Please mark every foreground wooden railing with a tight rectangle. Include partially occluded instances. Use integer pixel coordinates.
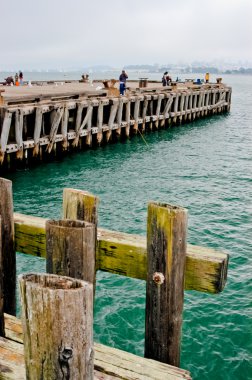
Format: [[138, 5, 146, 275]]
[[14, 212, 228, 294], [0, 179, 228, 377]]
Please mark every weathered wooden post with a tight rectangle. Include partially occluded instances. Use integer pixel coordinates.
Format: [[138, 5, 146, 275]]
[[19, 273, 93, 380], [62, 187, 99, 274], [46, 220, 95, 285], [63, 188, 98, 226], [0, 217, 4, 336], [145, 202, 188, 367], [0, 178, 15, 316]]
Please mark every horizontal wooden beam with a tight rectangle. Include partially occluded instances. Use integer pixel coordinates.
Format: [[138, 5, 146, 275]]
[[3, 314, 191, 380], [14, 213, 228, 294]]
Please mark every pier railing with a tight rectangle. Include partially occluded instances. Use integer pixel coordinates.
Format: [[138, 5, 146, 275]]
[[0, 82, 232, 171], [0, 178, 228, 377]]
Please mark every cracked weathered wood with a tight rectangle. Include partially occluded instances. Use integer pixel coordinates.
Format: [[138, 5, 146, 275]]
[[3, 313, 192, 379], [46, 219, 96, 285], [145, 202, 187, 367], [13, 212, 228, 294], [19, 273, 94, 380], [0, 178, 15, 316], [0, 217, 4, 336]]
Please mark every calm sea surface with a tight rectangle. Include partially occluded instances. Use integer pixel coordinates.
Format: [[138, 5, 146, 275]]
[[4, 73, 252, 379]]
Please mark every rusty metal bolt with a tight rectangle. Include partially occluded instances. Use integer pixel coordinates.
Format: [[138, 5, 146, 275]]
[[153, 272, 165, 285]]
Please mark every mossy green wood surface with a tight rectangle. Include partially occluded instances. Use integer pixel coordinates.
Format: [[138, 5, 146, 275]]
[[145, 203, 187, 366], [2, 314, 192, 380], [14, 213, 228, 294]]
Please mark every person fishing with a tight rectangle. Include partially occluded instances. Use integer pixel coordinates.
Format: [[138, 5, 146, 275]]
[[119, 70, 128, 95]]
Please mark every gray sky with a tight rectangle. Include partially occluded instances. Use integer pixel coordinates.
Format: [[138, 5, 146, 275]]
[[1, 0, 252, 69]]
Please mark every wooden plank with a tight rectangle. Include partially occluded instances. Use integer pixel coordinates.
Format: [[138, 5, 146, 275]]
[[0, 336, 25, 380], [3, 314, 192, 380], [0, 336, 118, 380], [13, 213, 228, 294]]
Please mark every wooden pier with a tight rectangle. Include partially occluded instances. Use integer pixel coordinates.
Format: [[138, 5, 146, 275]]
[[0, 80, 232, 172], [0, 179, 229, 379]]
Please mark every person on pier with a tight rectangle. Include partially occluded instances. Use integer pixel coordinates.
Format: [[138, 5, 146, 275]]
[[162, 71, 171, 86], [15, 73, 19, 86], [19, 71, 23, 85], [205, 72, 210, 83], [119, 70, 128, 95], [162, 71, 168, 86]]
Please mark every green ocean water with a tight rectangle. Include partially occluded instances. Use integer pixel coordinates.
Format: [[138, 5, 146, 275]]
[[4, 74, 252, 379]]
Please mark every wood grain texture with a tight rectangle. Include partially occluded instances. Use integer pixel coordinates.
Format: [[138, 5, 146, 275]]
[[46, 219, 96, 285], [2, 314, 192, 380], [0, 179, 15, 315], [145, 202, 187, 366], [0, 218, 4, 336], [14, 213, 228, 293], [19, 273, 93, 380]]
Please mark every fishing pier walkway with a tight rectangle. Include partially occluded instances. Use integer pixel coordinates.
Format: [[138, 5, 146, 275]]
[[0, 179, 229, 379], [0, 80, 232, 172]]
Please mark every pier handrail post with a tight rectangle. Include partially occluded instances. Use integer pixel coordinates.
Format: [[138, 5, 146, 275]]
[[46, 220, 96, 286], [0, 217, 4, 336], [19, 273, 94, 380], [145, 202, 188, 367], [0, 178, 16, 316]]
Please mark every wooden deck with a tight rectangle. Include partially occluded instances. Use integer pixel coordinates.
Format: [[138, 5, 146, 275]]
[[0, 314, 191, 380]]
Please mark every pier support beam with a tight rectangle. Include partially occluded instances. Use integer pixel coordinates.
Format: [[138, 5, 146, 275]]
[[145, 202, 187, 367], [0, 112, 12, 164], [19, 273, 94, 380]]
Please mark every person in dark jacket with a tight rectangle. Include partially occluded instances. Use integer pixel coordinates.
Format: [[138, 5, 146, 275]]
[[162, 71, 168, 86], [19, 71, 23, 85], [119, 70, 128, 95]]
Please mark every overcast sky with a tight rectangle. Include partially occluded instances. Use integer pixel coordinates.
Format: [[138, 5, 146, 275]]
[[1, 0, 252, 69]]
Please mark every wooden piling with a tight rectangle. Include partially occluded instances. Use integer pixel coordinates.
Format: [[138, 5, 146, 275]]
[[0, 217, 4, 336], [15, 109, 24, 159], [145, 202, 188, 367], [62, 188, 99, 274], [19, 273, 94, 380], [62, 188, 98, 226], [0, 112, 12, 164], [0, 178, 15, 316], [46, 219, 96, 285]]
